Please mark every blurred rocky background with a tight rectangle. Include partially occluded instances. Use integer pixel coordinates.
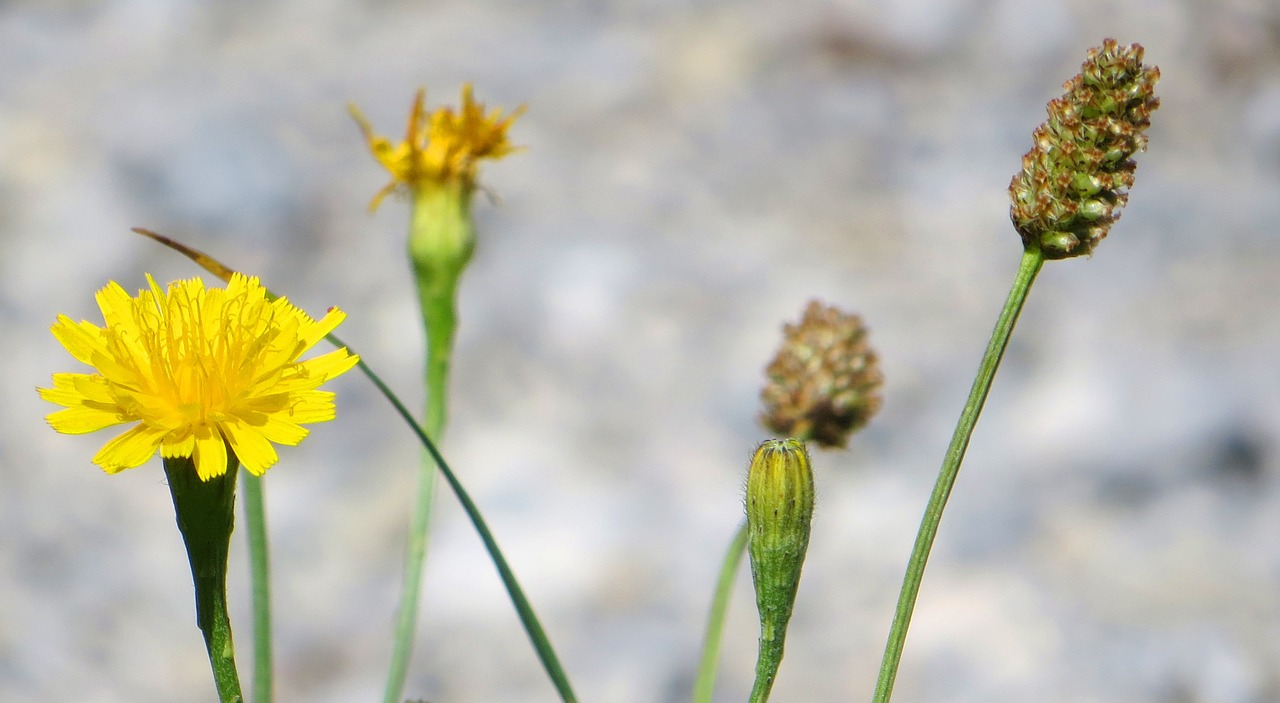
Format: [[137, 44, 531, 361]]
[[3, 1, 1280, 702]]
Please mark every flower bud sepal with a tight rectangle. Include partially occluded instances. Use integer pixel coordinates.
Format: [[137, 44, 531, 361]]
[[407, 180, 476, 440], [163, 451, 244, 703], [408, 179, 476, 291]]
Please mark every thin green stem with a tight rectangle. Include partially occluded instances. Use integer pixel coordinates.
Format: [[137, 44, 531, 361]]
[[382, 455, 439, 703], [692, 520, 750, 703], [381, 346, 446, 703], [381, 344, 445, 703], [383, 185, 469, 703], [748, 635, 783, 703], [241, 472, 273, 703], [871, 247, 1045, 703], [344, 347, 579, 702]]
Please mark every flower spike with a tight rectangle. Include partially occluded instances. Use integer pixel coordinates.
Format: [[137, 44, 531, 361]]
[[761, 300, 884, 448], [1009, 39, 1160, 259]]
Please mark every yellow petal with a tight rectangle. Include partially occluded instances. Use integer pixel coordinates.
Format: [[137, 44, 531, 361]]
[[46, 405, 129, 434], [299, 347, 360, 381], [192, 426, 229, 481], [161, 430, 196, 458], [280, 390, 338, 424], [50, 316, 107, 366], [262, 421, 309, 446], [297, 308, 348, 352], [234, 410, 309, 446], [222, 419, 279, 476], [69, 374, 117, 404], [38, 373, 88, 407], [93, 424, 166, 473], [94, 281, 135, 327]]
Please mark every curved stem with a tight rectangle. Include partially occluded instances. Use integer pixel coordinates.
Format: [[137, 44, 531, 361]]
[[381, 326, 448, 703], [351, 351, 579, 702], [241, 472, 273, 703], [871, 247, 1045, 703], [382, 456, 439, 703], [692, 520, 749, 703]]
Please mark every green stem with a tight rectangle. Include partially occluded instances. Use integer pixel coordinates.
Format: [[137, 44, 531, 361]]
[[163, 455, 245, 703], [380, 313, 449, 703], [347, 349, 579, 702], [382, 466, 439, 703], [692, 520, 749, 703], [748, 634, 784, 703], [382, 185, 469, 703], [241, 472, 273, 703], [871, 247, 1044, 703]]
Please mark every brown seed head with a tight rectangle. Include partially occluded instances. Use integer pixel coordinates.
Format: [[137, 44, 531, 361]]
[[1009, 39, 1160, 259], [760, 300, 883, 449]]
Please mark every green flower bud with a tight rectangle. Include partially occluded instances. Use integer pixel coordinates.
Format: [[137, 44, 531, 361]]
[[1009, 39, 1160, 259], [746, 438, 815, 702], [409, 178, 476, 288]]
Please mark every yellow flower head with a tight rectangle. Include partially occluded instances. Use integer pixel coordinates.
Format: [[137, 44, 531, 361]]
[[39, 274, 360, 481], [350, 84, 524, 211]]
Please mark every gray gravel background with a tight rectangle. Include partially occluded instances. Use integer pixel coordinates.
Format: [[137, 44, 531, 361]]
[[4, 1, 1280, 702]]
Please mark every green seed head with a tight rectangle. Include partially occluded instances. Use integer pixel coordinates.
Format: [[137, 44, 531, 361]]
[[1009, 39, 1160, 259]]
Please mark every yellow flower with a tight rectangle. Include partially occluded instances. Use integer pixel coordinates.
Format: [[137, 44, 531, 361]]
[[39, 274, 360, 480], [349, 84, 524, 211]]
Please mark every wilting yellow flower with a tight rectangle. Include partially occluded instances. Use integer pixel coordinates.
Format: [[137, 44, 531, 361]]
[[350, 84, 524, 211], [39, 274, 360, 480]]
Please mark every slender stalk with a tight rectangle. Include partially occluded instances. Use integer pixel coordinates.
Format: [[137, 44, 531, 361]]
[[381, 387, 445, 703], [748, 636, 784, 703], [241, 472, 273, 703], [350, 350, 579, 702], [382, 467, 439, 703], [692, 520, 750, 703], [871, 247, 1045, 703], [382, 188, 466, 703]]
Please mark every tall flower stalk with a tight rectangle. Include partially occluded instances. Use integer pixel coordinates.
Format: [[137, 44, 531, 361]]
[[240, 472, 273, 703], [872, 39, 1160, 703], [39, 274, 360, 702], [350, 86, 523, 703]]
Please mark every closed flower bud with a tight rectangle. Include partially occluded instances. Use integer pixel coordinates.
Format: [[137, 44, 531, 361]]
[[1009, 39, 1160, 259], [746, 438, 815, 700], [761, 300, 883, 449]]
